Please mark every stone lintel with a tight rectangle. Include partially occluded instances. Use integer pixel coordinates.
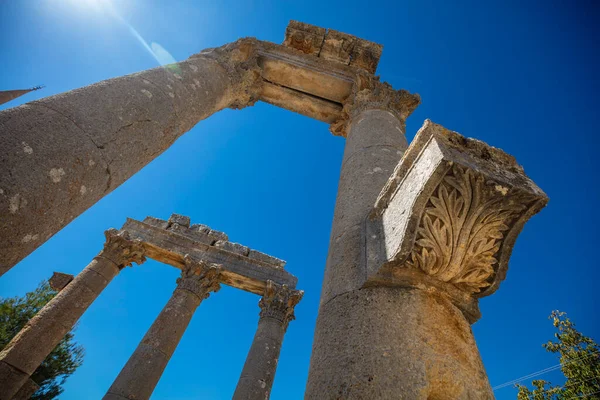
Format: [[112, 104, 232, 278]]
[[48, 272, 74, 291], [123, 218, 296, 294], [283, 21, 383, 74], [365, 120, 548, 322]]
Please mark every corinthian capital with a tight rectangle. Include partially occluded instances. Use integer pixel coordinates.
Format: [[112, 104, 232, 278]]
[[366, 120, 548, 322], [259, 280, 303, 330], [99, 229, 146, 269], [330, 75, 421, 137], [176, 255, 222, 300]]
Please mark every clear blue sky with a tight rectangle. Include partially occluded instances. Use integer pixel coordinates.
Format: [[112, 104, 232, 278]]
[[1, 1, 599, 399]]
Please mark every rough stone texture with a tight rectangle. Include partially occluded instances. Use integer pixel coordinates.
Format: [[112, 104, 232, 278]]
[[0, 38, 262, 275], [233, 281, 302, 400], [48, 272, 74, 291], [366, 120, 549, 321], [167, 213, 190, 228], [330, 76, 421, 137], [121, 217, 296, 294], [104, 257, 221, 400], [214, 240, 250, 256], [0, 230, 145, 400], [306, 287, 493, 399], [283, 21, 383, 74], [307, 91, 419, 397], [319, 108, 413, 306], [11, 378, 39, 400]]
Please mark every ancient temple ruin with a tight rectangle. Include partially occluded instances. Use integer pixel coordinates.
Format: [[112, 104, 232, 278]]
[[0, 21, 547, 399]]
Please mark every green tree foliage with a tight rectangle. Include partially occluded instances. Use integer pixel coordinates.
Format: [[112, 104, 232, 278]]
[[0, 281, 84, 400], [516, 311, 600, 399]]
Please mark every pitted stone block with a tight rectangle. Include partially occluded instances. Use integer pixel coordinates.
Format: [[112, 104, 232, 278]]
[[214, 240, 250, 256], [190, 223, 210, 234], [283, 21, 326, 56], [207, 229, 228, 242], [168, 214, 191, 228], [143, 216, 169, 229], [366, 120, 548, 320], [248, 250, 286, 269]]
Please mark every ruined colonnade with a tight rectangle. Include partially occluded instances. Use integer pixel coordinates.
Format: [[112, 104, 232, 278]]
[[0, 215, 302, 400], [0, 21, 547, 399]]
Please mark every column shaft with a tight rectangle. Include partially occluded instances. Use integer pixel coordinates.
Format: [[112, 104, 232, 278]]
[[307, 104, 493, 397], [0, 39, 260, 275], [0, 230, 143, 400], [233, 317, 285, 400], [233, 281, 302, 400], [320, 109, 408, 305], [308, 287, 493, 398], [104, 256, 220, 400]]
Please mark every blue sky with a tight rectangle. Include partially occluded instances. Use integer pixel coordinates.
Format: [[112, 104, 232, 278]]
[[1, 1, 599, 399]]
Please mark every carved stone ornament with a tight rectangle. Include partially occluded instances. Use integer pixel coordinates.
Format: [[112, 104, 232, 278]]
[[330, 74, 420, 137], [194, 38, 262, 110], [259, 280, 303, 330], [365, 120, 548, 322], [98, 229, 146, 269], [176, 255, 222, 300]]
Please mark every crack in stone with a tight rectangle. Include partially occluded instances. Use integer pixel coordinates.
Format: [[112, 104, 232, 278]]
[[340, 144, 406, 171], [31, 103, 113, 193], [139, 76, 182, 134]]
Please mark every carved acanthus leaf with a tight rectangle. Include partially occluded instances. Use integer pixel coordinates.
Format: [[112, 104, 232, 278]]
[[407, 165, 532, 294], [259, 280, 303, 330], [176, 255, 222, 300], [99, 229, 146, 269]]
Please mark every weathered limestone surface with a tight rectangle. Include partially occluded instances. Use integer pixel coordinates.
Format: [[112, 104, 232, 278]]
[[11, 378, 39, 400], [308, 118, 548, 398], [122, 214, 297, 293], [48, 271, 74, 291], [0, 39, 261, 274], [318, 80, 420, 306], [366, 120, 549, 321], [307, 287, 493, 399], [104, 256, 221, 400], [0, 230, 145, 400], [233, 281, 302, 400]]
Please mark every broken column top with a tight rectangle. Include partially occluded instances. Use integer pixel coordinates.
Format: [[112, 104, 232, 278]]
[[366, 120, 548, 322], [283, 20, 383, 74], [121, 214, 296, 295], [48, 272, 74, 291]]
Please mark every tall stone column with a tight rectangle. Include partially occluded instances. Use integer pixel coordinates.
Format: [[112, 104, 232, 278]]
[[0, 229, 145, 400], [306, 79, 428, 398], [104, 255, 221, 400], [233, 281, 303, 400], [307, 114, 548, 397], [0, 38, 262, 275]]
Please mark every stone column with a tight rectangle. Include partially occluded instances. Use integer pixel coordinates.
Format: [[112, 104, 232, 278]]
[[307, 114, 548, 397], [305, 80, 424, 398], [233, 281, 303, 400], [104, 256, 221, 400], [0, 38, 262, 275], [0, 229, 145, 400]]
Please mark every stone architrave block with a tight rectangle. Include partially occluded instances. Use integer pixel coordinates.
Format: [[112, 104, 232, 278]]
[[248, 250, 286, 269], [120, 217, 295, 295], [168, 214, 191, 228], [283, 21, 326, 56], [365, 120, 548, 320], [214, 240, 250, 257]]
